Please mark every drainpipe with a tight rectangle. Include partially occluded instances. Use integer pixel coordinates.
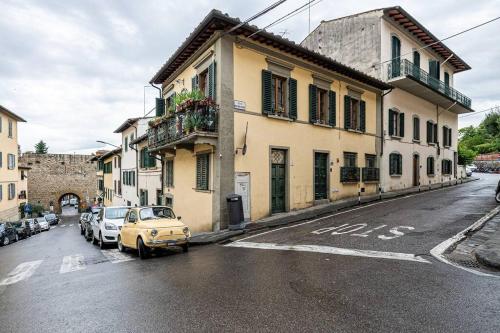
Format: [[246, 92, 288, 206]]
[[379, 88, 393, 194], [150, 82, 163, 204], [150, 83, 162, 98]]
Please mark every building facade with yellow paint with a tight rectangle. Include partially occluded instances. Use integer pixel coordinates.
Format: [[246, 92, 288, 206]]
[[146, 11, 390, 233], [100, 148, 121, 207], [0, 105, 26, 221]]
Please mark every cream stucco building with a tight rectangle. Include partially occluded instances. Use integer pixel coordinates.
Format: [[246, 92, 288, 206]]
[[302, 6, 473, 192], [0, 105, 26, 221], [146, 10, 390, 233]]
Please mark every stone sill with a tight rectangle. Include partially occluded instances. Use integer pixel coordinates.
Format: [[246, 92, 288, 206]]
[[267, 114, 294, 122]]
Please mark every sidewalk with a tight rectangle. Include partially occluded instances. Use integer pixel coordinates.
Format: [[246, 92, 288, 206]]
[[190, 177, 477, 245], [474, 214, 500, 269]]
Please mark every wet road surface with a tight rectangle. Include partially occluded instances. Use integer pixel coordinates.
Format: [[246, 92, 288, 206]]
[[1, 174, 500, 332]]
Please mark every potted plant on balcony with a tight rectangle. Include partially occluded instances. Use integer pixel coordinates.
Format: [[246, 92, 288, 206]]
[[191, 112, 203, 132], [183, 114, 193, 134]]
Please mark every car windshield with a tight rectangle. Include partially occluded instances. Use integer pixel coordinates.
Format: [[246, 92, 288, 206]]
[[36, 218, 45, 223], [13, 222, 22, 227], [139, 207, 175, 221], [46, 214, 56, 220], [105, 208, 129, 220], [0, 224, 4, 230]]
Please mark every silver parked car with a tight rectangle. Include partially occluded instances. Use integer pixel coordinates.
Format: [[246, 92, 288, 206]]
[[36, 217, 50, 231]]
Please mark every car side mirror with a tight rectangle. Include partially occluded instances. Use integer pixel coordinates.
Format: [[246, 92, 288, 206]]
[[177, 216, 182, 220]]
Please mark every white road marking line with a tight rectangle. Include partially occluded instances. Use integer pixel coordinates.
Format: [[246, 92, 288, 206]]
[[60, 225, 66, 228], [238, 187, 456, 243], [69, 224, 73, 227], [430, 205, 500, 278], [59, 255, 85, 274], [51, 226, 57, 229], [100, 249, 134, 263], [0, 260, 43, 286], [226, 242, 430, 263]]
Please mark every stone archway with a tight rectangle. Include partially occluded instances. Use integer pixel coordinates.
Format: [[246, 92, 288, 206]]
[[55, 191, 85, 214]]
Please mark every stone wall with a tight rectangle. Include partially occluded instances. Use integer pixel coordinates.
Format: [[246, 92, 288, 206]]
[[20, 153, 97, 213]]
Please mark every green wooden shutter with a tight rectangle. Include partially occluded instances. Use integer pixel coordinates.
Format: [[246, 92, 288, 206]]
[[389, 154, 394, 175], [360, 100, 366, 132], [388, 110, 395, 136], [344, 95, 351, 129], [433, 124, 438, 143], [399, 113, 404, 137], [448, 128, 452, 147], [288, 78, 297, 120], [262, 70, 273, 115], [328, 90, 336, 127], [208, 62, 216, 100], [155, 98, 165, 117], [427, 122, 432, 143], [196, 154, 209, 190], [309, 84, 317, 123]]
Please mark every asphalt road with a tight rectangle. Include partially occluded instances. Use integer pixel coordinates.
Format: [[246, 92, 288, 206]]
[[1, 174, 500, 332]]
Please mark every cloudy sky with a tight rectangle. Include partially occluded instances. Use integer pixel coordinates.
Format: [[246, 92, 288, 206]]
[[1, 0, 498, 153]]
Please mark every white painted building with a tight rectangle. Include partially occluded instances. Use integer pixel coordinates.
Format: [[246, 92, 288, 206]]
[[302, 6, 473, 192], [113, 117, 161, 207], [131, 134, 162, 206]]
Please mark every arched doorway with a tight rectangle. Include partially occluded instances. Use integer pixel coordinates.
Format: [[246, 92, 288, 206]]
[[58, 193, 82, 216]]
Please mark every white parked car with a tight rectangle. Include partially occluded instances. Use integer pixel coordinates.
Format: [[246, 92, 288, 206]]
[[69, 198, 78, 206], [91, 206, 131, 249], [36, 217, 50, 231]]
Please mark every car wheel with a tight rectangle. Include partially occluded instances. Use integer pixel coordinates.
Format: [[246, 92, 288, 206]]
[[2, 237, 8, 246], [181, 244, 189, 253], [85, 229, 91, 242], [15, 234, 19, 242], [496, 192, 500, 203], [80, 226, 84, 235], [117, 236, 126, 253], [137, 238, 150, 259], [92, 234, 98, 246], [99, 233, 105, 249]]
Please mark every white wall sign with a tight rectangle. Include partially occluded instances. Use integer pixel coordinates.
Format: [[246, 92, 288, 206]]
[[234, 100, 246, 111]]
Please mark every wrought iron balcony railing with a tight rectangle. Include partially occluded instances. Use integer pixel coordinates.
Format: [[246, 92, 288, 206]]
[[340, 167, 360, 183], [148, 106, 218, 150], [362, 167, 380, 182], [387, 59, 471, 108]]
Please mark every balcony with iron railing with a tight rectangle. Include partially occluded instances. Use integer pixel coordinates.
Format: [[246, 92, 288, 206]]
[[362, 167, 380, 182], [148, 100, 218, 152], [340, 167, 360, 183], [387, 59, 472, 113]]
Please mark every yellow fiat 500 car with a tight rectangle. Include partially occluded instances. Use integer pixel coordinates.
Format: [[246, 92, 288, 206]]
[[118, 206, 191, 259]]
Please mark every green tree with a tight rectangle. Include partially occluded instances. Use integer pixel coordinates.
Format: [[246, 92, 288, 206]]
[[34, 140, 49, 154]]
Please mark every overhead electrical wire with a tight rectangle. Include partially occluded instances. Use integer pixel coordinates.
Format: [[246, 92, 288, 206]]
[[459, 106, 500, 118], [247, 0, 324, 38], [224, 0, 288, 36]]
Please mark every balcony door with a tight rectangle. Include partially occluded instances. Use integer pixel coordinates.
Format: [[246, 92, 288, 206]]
[[391, 36, 401, 77], [314, 152, 329, 200]]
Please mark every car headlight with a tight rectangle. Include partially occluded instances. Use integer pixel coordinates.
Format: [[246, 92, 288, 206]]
[[183, 227, 189, 235], [151, 229, 158, 237], [104, 222, 117, 230]]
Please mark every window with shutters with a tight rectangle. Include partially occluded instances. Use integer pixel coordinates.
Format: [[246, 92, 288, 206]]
[[427, 156, 435, 175], [124, 137, 128, 152], [140, 189, 148, 206], [442, 159, 452, 175], [389, 153, 402, 176], [8, 183, 15, 200], [427, 121, 438, 144], [344, 95, 365, 132], [349, 98, 359, 130], [413, 116, 420, 141], [388, 109, 404, 138], [8, 120, 13, 138], [344, 152, 357, 167], [365, 154, 376, 168], [272, 74, 287, 116], [442, 126, 452, 147], [165, 160, 174, 187], [7, 153, 15, 170], [196, 153, 210, 191]]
